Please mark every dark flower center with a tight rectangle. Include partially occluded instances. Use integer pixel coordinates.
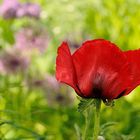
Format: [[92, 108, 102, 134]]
[[10, 59, 20, 67], [92, 86, 103, 98], [92, 72, 103, 98]]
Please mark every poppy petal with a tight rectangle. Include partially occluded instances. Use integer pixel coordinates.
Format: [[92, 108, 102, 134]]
[[72, 39, 131, 99], [56, 42, 80, 94], [124, 50, 140, 95]]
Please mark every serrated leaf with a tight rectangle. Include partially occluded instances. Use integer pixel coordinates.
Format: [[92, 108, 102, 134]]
[[77, 98, 95, 113]]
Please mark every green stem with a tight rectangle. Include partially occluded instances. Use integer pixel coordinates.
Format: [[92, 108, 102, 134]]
[[93, 99, 101, 140], [83, 107, 92, 140]]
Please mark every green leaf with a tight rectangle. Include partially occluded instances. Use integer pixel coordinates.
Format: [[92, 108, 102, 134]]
[[74, 123, 82, 140], [0, 19, 15, 44], [0, 96, 6, 110], [120, 134, 135, 140], [77, 97, 95, 113], [0, 120, 44, 139], [101, 122, 117, 135], [101, 122, 117, 130]]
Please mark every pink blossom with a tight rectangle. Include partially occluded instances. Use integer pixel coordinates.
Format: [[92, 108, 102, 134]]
[[0, 0, 20, 19], [15, 27, 48, 53], [0, 48, 29, 74], [16, 3, 40, 18]]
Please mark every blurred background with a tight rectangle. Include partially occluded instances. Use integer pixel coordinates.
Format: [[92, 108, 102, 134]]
[[0, 0, 140, 140]]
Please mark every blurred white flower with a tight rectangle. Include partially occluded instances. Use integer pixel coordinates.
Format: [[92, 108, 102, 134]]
[[98, 136, 105, 140]]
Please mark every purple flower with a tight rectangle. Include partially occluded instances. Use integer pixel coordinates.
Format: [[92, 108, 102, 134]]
[[16, 3, 41, 18], [0, 0, 41, 19], [27, 75, 59, 91], [0, 48, 29, 74], [44, 75, 74, 106], [26, 75, 74, 106], [0, 0, 20, 19], [15, 27, 48, 53]]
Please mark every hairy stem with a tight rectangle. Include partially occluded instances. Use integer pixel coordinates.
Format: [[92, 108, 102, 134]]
[[93, 99, 101, 140], [83, 107, 92, 140]]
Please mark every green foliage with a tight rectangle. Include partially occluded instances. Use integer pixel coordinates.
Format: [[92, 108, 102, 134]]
[[0, 18, 15, 45], [0, 0, 140, 140], [77, 97, 95, 113]]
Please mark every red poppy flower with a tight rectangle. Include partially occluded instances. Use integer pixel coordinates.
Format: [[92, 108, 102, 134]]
[[56, 39, 140, 100]]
